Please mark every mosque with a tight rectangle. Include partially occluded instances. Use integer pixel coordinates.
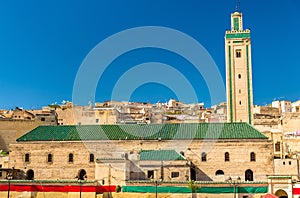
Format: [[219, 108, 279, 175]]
[[0, 8, 295, 198]]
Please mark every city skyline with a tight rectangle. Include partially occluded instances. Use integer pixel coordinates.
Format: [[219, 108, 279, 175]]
[[0, 1, 299, 109]]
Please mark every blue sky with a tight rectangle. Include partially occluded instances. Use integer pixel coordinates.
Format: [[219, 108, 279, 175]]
[[0, 1, 299, 109]]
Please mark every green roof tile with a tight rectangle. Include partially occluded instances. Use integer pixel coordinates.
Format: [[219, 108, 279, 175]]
[[16, 123, 267, 142], [140, 150, 185, 161]]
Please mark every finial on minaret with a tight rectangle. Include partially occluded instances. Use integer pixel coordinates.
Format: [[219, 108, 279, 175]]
[[235, 1, 240, 12]]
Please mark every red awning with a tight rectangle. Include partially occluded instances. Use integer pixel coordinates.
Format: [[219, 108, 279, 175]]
[[261, 194, 279, 198]]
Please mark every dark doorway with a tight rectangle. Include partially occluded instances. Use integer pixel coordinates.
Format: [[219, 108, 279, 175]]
[[26, 169, 34, 180], [78, 169, 87, 180], [245, 169, 253, 181], [190, 167, 196, 181], [147, 170, 154, 179]]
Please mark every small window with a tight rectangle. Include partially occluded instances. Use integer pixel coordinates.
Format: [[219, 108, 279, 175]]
[[95, 119, 99, 123], [68, 153, 74, 163], [275, 142, 280, 152], [47, 154, 53, 163], [41, 117, 45, 121], [201, 152, 207, 162], [147, 170, 154, 179], [225, 152, 230, 162], [171, 172, 179, 178], [25, 153, 30, 162], [289, 161, 292, 165], [180, 151, 184, 156], [239, 89, 241, 94], [215, 170, 224, 176], [236, 50, 241, 58], [283, 161, 285, 165], [238, 74, 241, 79], [89, 153, 94, 162], [0, 165, 2, 177], [250, 152, 256, 162]]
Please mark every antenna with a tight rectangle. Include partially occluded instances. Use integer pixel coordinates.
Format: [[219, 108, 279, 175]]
[[235, 1, 240, 12]]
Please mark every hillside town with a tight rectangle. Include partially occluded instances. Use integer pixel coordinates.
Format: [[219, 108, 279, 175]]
[[0, 9, 299, 198]]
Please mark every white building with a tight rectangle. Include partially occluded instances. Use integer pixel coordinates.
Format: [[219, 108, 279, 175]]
[[272, 100, 292, 114]]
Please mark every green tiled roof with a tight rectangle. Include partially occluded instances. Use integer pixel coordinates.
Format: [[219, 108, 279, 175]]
[[16, 123, 267, 142], [140, 150, 185, 161]]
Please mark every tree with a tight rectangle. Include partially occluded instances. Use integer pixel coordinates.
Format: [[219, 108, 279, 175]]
[[188, 180, 200, 198]]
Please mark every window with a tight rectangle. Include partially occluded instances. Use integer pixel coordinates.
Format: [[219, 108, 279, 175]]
[[25, 153, 30, 163], [68, 153, 74, 163], [239, 101, 242, 105], [250, 152, 256, 162], [0, 165, 2, 177], [95, 119, 99, 123], [147, 170, 154, 179], [275, 142, 280, 152], [283, 161, 285, 165], [89, 153, 94, 162], [238, 74, 241, 79], [239, 89, 241, 94], [47, 154, 53, 163], [245, 169, 253, 181], [171, 172, 179, 178], [225, 152, 230, 162], [41, 117, 45, 121], [180, 151, 184, 156], [236, 50, 241, 58], [215, 170, 224, 176], [289, 161, 292, 165], [201, 152, 207, 162]]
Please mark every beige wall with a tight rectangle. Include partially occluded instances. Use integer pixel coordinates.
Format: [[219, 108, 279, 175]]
[[274, 159, 298, 180], [281, 112, 300, 132], [0, 119, 49, 151], [9, 138, 273, 184]]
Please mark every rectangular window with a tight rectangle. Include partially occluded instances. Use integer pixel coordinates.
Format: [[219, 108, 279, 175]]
[[47, 154, 53, 163], [89, 153, 95, 162], [201, 152, 207, 162], [275, 142, 280, 152], [69, 153, 74, 163], [25, 153, 30, 162], [236, 49, 241, 58], [225, 152, 230, 162], [171, 172, 179, 178], [147, 170, 154, 179]]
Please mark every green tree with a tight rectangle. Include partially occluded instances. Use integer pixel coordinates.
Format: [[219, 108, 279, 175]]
[[188, 180, 200, 198]]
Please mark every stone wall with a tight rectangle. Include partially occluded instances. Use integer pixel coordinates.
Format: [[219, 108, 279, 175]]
[[0, 119, 48, 151], [9, 138, 274, 184]]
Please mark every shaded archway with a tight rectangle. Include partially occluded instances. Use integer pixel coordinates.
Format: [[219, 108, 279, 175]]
[[215, 170, 224, 176], [26, 169, 34, 180], [275, 189, 288, 198], [245, 169, 253, 181], [77, 169, 87, 180]]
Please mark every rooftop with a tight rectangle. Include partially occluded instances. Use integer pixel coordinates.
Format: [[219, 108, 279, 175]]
[[16, 122, 268, 142], [140, 150, 185, 161]]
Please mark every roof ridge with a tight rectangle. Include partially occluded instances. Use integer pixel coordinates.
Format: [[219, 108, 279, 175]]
[[16, 122, 268, 142]]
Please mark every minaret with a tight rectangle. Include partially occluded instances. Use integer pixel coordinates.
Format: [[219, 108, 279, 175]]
[[225, 9, 254, 124]]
